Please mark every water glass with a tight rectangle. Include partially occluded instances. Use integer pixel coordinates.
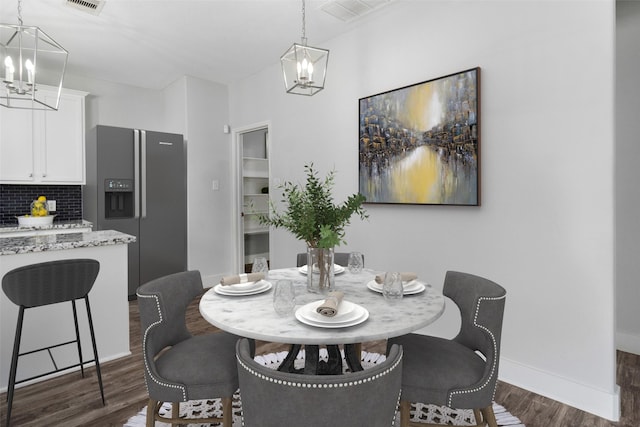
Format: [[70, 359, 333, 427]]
[[251, 257, 269, 273], [347, 252, 364, 274], [273, 280, 296, 316], [382, 272, 403, 301]]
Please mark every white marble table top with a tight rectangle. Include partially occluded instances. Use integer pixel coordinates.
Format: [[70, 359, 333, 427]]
[[199, 267, 446, 345]]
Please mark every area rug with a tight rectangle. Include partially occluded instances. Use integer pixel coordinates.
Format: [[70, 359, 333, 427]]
[[124, 350, 524, 427]]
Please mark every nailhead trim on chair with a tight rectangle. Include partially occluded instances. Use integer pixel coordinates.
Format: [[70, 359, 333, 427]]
[[237, 351, 402, 389], [137, 292, 188, 401], [447, 294, 506, 408]]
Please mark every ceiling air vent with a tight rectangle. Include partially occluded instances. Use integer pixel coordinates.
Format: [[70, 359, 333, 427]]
[[320, 0, 393, 22], [66, 0, 106, 16]]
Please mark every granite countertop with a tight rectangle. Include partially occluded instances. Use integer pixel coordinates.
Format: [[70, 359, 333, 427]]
[[1, 230, 136, 256], [0, 219, 93, 234]]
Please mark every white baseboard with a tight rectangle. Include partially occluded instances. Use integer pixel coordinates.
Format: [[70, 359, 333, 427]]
[[499, 357, 620, 421], [616, 330, 640, 355]]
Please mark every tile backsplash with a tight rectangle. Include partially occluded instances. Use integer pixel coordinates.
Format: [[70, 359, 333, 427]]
[[0, 184, 83, 225]]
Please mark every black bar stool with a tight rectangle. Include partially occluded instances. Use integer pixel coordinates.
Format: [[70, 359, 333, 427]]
[[2, 259, 105, 426]]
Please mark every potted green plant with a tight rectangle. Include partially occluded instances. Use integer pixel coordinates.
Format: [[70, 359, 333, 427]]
[[258, 163, 368, 293]]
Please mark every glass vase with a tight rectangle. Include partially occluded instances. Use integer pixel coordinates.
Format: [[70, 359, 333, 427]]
[[307, 246, 335, 294]]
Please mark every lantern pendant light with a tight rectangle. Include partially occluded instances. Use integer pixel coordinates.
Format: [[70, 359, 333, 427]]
[[0, 0, 68, 110], [280, 0, 329, 96]]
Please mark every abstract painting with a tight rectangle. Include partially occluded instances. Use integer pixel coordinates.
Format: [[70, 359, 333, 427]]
[[359, 68, 480, 205]]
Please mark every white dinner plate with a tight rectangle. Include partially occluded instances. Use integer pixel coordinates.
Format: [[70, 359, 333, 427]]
[[295, 299, 368, 326], [214, 280, 272, 296], [366, 280, 426, 295], [295, 304, 369, 328], [298, 264, 345, 275], [297, 299, 360, 323]]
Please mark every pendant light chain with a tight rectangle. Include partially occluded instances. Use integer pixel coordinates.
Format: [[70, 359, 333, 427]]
[[17, 0, 23, 26], [301, 0, 307, 46]]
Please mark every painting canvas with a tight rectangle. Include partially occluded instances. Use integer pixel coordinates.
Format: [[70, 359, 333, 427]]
[[359, 68, 480, 205]]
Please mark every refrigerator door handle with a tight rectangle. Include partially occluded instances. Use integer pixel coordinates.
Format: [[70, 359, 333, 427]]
[[140, 130, 147, 219], [134, 129, 140, 219], [141, 130, 147, 219]]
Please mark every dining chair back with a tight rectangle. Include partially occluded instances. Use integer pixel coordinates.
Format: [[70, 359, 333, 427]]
[[137, 270, 239, 427], [236, 337, 402, 427], [2, 258, 104, 427], [296, 252, 364, 267], [388, 270, 506, 427]]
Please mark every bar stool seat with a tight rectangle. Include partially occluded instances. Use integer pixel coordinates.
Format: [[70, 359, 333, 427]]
[[2, 258, 105, 426]]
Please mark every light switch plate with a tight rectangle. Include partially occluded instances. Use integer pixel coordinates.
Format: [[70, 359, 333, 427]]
[[47, 200, 56, 211]]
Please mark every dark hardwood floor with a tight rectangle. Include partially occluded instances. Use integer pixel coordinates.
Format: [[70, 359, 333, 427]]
[[0, 296, 637, 427]]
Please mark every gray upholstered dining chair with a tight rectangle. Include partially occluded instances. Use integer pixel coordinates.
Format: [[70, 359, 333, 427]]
[[387, 271, 506, 427], [137, 270, 239, 427], [236, 337, 403, 427], [296, 251, 364, 267]]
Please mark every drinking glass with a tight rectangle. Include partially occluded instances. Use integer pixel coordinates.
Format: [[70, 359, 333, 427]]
[[251, 257, 268, 273], [273, 280, 296, 316], [382, 272, 403, 301], [347, 252, 364, 274]]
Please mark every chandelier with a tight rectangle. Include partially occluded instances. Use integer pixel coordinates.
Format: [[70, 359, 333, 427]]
[[280, 0, 329, 96], [0, 0, 68, 110]]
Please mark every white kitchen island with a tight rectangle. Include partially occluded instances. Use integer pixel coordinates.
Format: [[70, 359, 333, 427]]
[[0, 229, 135, 391]]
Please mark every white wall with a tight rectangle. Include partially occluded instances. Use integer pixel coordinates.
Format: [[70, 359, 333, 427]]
[[615, 0, 640, 355], [63, 74, 167, 132], [183, 76, 233, 286], [230, 0, 618, 420]]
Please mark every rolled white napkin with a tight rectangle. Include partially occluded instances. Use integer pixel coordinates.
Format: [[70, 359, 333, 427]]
[[374, 272, 418, 284], [316, 291, 345, 317], [220, 273, 265, 286]]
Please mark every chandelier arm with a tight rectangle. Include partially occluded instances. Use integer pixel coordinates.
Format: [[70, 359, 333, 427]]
[[5, 29, 19, 46]]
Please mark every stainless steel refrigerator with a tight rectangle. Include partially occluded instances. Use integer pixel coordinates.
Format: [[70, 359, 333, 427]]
[[84, 125, 187, 298]]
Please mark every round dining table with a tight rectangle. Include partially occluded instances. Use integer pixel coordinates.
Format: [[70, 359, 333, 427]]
[[200, 267, 445, 373]]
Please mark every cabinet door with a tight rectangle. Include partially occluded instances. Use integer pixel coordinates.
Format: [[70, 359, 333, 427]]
[[39, 92, 85, 183], [0, 107, 35, 182]]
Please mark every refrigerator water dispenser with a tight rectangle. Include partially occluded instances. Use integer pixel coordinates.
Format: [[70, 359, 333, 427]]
[[104, 179, 134, 218]]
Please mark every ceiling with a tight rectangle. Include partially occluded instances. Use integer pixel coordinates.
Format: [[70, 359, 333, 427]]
[[0, 0, 399, 90]]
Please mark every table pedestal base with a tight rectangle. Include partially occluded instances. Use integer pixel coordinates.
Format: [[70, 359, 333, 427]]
[[276, 343, 364, 374]]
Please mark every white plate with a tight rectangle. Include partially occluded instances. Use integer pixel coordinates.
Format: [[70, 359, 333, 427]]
[[366, 280, 426, 295], [295, 302, 369, 328], [297, 299, 360, 323], [298, 264, 345, 275], [214, 280, 272, 296]]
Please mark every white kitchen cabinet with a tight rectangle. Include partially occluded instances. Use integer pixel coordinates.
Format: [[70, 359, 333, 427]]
[[0, 87, 88, 184]]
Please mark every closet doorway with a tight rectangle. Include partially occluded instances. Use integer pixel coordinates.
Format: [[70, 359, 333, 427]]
[[233, 122, 271, 273]]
